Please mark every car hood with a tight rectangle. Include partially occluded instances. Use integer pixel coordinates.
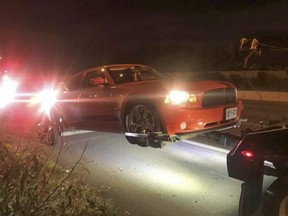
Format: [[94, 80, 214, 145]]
[[120, 79, 235, 94], [167, 79, 234, 92]]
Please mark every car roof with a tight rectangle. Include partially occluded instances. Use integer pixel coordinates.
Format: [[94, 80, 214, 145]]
[[84, 64, 151, 71], [67, 64, 153, 80]]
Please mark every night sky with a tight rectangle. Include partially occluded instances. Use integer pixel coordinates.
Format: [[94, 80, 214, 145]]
[[0, 0, 288, 77]]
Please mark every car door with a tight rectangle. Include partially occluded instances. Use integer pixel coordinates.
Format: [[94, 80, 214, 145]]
[[57, 73, 84, 126], [78, 70, 122, 132]]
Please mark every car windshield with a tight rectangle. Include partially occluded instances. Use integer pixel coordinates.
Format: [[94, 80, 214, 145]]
[[107, 66, 170, 84]]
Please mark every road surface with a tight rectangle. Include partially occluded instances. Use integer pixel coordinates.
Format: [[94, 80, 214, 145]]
[[54, 130, 275, 216]]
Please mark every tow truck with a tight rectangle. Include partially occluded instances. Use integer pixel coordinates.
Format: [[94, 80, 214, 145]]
[[227, 123, 288, 216], [227, 38, 288, 216]]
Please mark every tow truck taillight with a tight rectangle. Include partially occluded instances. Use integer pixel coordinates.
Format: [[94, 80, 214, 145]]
[[241, 150, 254, 159], [30, 88, 58, 113]]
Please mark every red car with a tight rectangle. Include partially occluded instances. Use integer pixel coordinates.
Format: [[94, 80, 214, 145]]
[[49, 64, 242, 147]]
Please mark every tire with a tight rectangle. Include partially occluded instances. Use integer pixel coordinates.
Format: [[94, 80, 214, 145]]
[[125, 103, 163, 148], [38, 112, 63, 146], [47, 124, 61, 146], [38, 123, 61, 146], [263, 177, 288, 216]]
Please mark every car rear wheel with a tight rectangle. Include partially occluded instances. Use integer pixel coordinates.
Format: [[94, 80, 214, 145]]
[[38, 122, 61, 146], [125, 104, 164, 148], [38, 111, 63, 146]]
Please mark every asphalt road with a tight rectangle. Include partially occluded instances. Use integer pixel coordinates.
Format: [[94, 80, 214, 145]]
[[57, 131, 240, 216], [55, 130, 276, 216]]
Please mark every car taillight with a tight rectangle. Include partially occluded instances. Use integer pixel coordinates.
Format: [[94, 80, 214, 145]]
[[241, 150, 254, 159], [36, 88, 58, 113]]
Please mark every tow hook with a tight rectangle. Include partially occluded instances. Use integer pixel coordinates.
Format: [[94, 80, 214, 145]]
[[125, 132, 177, 143]]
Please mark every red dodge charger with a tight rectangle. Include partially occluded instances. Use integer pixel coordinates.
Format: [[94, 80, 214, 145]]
[[48, 64, 242, 147]]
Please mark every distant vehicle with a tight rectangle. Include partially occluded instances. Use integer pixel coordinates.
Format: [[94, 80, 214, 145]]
[[227, 125, 288, 216], [46, 64, 242, 147]]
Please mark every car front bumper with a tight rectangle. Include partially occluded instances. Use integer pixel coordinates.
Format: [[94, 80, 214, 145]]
[[160, 100, 243, 136]]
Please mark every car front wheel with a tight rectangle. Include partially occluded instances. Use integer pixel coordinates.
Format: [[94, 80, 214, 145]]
[[125, 104, 164, 148]]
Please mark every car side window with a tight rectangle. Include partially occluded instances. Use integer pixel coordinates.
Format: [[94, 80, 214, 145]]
[[109, 68, 134, 84], [84, 70, 106, 88], [137, 69, 157, 81], [66, 74, 83, 91]]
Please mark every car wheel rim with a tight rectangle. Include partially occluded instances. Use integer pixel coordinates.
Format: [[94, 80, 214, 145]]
[[128, 105, 155, 134]]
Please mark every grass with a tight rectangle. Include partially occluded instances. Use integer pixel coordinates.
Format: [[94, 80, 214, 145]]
[[0, 117, 130, 216]]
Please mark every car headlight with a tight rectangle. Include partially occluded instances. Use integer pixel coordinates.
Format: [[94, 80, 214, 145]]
[[165, 90, 196, 105]]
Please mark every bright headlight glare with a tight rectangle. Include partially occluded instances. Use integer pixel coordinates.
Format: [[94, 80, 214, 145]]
[[165, 90, 191, 105], [37, 89, 58, 113], [0, 75, 18, 108]]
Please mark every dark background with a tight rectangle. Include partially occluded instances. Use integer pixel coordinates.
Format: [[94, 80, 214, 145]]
[[0, 0, 288, 78]]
